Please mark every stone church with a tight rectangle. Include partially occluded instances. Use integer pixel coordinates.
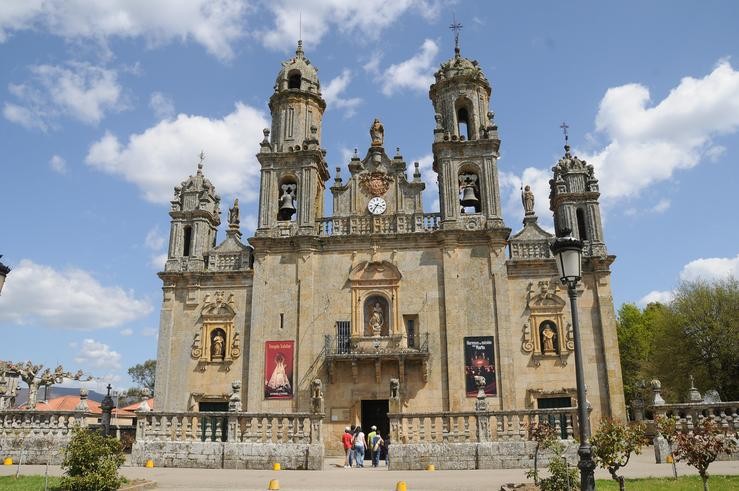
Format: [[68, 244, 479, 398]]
[[154, 40, 626, 456]]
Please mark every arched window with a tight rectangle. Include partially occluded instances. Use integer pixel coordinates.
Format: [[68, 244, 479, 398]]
[[288, 71, 301, 89], [277, 176, 297, 221], [576, 208, 588, 241], [458, 169, 481, 213], [183, 226, 192, 257], [457, 107, 471, 140]]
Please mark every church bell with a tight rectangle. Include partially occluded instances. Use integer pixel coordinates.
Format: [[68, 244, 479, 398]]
[[278, 184, 296, 221], [460, 185, 479, 207]]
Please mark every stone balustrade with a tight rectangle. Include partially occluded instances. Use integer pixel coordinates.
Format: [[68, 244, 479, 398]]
[[131, 411, 323, 469], [318, 213, 441, 237], [0, 410, 91, 464], [388, 407, 580, 470]]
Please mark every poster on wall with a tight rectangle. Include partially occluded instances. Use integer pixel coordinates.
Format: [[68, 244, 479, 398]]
[[464, 336, 497, 397], [264, 340, 294, 399]]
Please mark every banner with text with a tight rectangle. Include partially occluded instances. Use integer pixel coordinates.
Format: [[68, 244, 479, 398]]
[[464, 336, 497, 397]]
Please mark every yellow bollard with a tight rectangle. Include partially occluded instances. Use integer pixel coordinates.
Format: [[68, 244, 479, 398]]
[[267, 479, 280, 490], [426, 464, 435, 471], [272, 462, 281, 471], [395, 481, 407, 491], [3, 457, 12, 466], [145, 459, 154, 468], [666, 454, 674, 464]]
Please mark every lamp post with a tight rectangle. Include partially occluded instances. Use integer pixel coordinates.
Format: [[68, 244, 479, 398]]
[[550, 229, 595, 491], [0, 255, 10, 295]]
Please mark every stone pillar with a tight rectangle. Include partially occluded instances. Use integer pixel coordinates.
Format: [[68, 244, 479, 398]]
[[100, 384, 114, 436]]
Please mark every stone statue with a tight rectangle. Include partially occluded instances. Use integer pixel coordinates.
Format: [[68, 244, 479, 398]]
[[228, 198, 240, 227], [370, 118, 384, 146], [311, 378, 324, 414], [229, 380, 242, 412], [390, 378, 400, 400], [211, 331, 225, 360], [434, 113, 443, 130], [541, 325, 556, 353], [521, 185, 535, 216], [368, 302, 384, 336]]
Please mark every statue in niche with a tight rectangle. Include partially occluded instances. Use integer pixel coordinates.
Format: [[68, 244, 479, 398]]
[[368, 302, 385, 337], [370, 118, 384, 146], [540, 323, 557, 353], [521, 185, 535, 216], [211, 330, 225, 360], [228, 198, 240, 226]]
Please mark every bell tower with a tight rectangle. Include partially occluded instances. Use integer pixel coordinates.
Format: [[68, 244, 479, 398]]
[[549, 134, 607, 257], [255, 40, 330, 237], [165, 155, 221, 272], [429, 34, 504, 230]]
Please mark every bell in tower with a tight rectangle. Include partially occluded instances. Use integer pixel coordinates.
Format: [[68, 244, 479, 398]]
[[255, 40, 330, 237], [428, 20, 504, 230]]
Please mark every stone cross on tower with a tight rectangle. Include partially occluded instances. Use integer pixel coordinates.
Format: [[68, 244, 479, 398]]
[[450, 15, 463, 55]]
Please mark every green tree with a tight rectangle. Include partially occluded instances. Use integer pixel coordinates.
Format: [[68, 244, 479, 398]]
[[673, 418, 737, 491], [61, 428, 125, 491], [127, 359, 156, 392], [591, 419, 647, 491], [651, 279, 739, 401]]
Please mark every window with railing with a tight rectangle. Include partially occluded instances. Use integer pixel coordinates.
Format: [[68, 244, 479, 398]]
[[336, 321, 350, 354]]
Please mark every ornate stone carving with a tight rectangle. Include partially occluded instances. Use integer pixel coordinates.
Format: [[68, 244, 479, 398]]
[[521, 185, 535, 216], [191, 333, 202, 359], [229, 380, 242, 412], [521, 321, 534, 353], [358, 172, 392, 197], [523, 280, 572, 361], [390, 378, 400, 400], [311, 379, 324, 414], [230, 332, 241, 358]]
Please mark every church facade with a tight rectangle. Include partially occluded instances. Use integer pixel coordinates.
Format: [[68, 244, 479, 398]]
[[154, 41, 626, 456]]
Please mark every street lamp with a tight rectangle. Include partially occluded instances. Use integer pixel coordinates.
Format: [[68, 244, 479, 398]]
[[0, 255, 10, 295], [550, 229, 595, 491]]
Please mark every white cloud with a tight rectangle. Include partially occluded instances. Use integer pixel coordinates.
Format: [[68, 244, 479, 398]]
[[0, 0, 248, 61], [141, 327, 158, 337], [381, 39, 439, 96], [144, 226, 165, 250], [581, 60, 739, 201], [323, 69, 362, 117], [120, 328, 133, 336], [413, 153, 438, 211], [638, 289, 675, 306], [49, 154, 67, 174], [74, 339, 122, 370], [679, 254, 739, 282], [85, 102, 269, 204], [149, 92, 175, 120], [4, 62, 125, 129], [259, 0, 441, 51], [363, 53, 382, 75], [651, 198, 671, 214], [149, 253, 168, 271], [0, 259, 152, 329]]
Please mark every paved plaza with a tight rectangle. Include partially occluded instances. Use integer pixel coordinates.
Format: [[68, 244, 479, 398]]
[[2, 450, 739, 490]]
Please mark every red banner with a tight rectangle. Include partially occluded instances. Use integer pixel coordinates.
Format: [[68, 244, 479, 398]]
[[264, 340, 294, 399]]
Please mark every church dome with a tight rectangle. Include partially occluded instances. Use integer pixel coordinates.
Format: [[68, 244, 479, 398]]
[[432, 50, 489, 88], [274, 40, 321, 94]]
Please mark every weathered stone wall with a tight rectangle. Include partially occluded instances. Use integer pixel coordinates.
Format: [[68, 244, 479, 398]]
[[388, 440, 578, 470], [0, 434, 69, 465], [130, 441, 323, 470]]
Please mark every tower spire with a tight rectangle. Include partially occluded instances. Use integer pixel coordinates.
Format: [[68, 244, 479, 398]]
[[450, 14, 463, 56], [560, 121, 570, 155]]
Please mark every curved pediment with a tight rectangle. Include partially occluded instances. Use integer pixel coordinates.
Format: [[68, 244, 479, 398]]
[[349, 260, 402, 284], [201, 291, 236, 318], [526, 280, 566, 310]]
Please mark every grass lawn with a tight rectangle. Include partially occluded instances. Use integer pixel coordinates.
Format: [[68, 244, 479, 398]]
[[595, 475, 739, 490], [0, 475, 63, 490]]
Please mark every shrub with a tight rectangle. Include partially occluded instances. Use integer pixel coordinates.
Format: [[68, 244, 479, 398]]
[[526, 422, 558, 485], [539, 439, 579, 491], [673, 418, 737, 491], [591, 420, 647, 491], [655, 415, 679, 478], [60, 428, 125, 491]]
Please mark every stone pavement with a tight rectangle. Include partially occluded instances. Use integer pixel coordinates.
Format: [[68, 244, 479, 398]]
[[2, 450, 738, 490]]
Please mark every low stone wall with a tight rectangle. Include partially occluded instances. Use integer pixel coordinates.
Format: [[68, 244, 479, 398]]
[[131, 441, 323, 470], [388, 441, 578, 470], [0, 434, 69, 465]]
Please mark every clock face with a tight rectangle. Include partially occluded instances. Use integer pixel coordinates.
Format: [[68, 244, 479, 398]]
[[367, 197, 387, 215]]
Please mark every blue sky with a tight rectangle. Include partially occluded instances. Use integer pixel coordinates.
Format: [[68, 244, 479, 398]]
[[1, 1, 738, 391]]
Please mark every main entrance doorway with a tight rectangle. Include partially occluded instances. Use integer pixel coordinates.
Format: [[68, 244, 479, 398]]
[[361, 399, 389, 462], [537, 396, 572, 440]]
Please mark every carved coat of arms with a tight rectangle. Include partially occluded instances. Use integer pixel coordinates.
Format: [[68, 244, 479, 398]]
[[359, 172, 392, 197]]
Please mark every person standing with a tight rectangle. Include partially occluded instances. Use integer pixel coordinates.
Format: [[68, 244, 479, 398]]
[[370, 431, 384, 467], [353, 425, 366, 468], [342, 427, 353, 468], [367, 425, 377, 465], [348, 424, 356, 468]]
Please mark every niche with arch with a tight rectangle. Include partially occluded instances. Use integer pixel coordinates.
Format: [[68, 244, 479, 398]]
[[287, 70, 301, 89], [458, 165, 482, 214], [576, 207, 589, 241], [191, 291, 241, 366], [277, 175, 298, 221], [363, 295, 390, 337], [521, 280, 574, 365], [454, 97, 476, 141]]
